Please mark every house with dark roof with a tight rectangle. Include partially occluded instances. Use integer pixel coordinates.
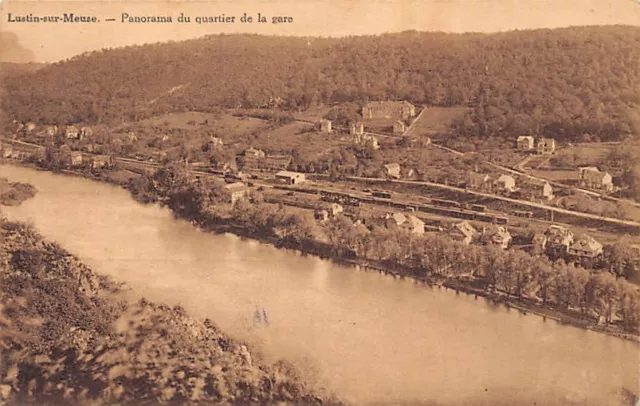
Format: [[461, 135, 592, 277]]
[[579, 167, 613, 192], [567, 235, 603, 259], [448, 221, 477, 246], [537, 138, 556, 155], [516, 136, 535, 152]]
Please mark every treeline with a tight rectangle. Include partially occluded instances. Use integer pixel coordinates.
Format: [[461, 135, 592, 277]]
[[127, 164, 640, 334], [0, 218, 330, 405], [2, 26, 640, 142]]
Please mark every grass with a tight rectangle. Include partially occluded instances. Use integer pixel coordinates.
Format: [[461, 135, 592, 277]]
[[405, 106, 470, 137]]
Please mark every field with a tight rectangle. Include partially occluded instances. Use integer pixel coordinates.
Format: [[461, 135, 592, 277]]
[[134, 111, 270, 137], [405, 106, 470, 138]]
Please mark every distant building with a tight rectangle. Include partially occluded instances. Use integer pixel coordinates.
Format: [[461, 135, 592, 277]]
[[466, 172, 491, 191], [65, 125, 80, 139], [353, 134, 380, 150], [481, 225, 512, 249], [328, 203, 343, 216], [449, 221, 477, 246], [91, 155, 113, 169], [545, 225, 574, 251], [0, 144, 13, 159], [80, 126, 93, 138], [45, 125, 58, 137], [224, 182, 249, 205], [25, 122, 36, 133], [362, 101, 416, 120], [240, 147, 266, 169], [126, 131, 138, 142], [403, 215, 425, 235], [532, 233, 548, 251], [210, 137, 224, 148], [516, 136, 535, 152], [579, 167, 613, 192], [568, 235, 603, 259], [385, 212, 407, 227], [265, 154, 293, 171], [350, 122, 364, 135], [495, 174, 516, 192], [382, 163, 401, 179], [68, 151, 83, 167], [320, 119, 332, 133], [275, 171, 306, 185], [523, 179, 554, 201], [393, 120, 406, 135], [537, 138, 556, 155]]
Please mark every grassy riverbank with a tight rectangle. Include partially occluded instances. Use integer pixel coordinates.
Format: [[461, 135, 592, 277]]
[[0, 197, 337, 404]]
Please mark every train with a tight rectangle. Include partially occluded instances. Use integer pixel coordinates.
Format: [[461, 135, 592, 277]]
[[272, 186, 508, 225]]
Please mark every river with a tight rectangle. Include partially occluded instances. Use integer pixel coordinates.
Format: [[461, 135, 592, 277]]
[[1, 164, 638, 406]]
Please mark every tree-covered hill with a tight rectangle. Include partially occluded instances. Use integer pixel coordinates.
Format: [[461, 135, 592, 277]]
[[2, 26, 640, 142]]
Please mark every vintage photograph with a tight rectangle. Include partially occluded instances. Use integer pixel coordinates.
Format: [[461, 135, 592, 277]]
[[1, 0, 639, 405]]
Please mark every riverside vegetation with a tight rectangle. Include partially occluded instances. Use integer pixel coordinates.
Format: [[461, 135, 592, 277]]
[[123, 163, 640, 339], [0, 198, 334, 404]]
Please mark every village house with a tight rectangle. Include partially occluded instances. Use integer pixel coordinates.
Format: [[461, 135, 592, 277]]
[[523, 179, 554, 201], [567, 235, 603, 259], [494, 174, 516, 193], [516, 136, 535, 152], [218, 159, 240, 173], [545, 225, 574, 251], [481, 225, 512, 249], [537, 138, 556, 155], [317, 203, 344, 221], [126, 131, 138, 142], [579, 167, 613, 192], [80, 126, 93, 138], [68, 151, 83, 167], [382, 163, 401, 179], [224, 182, 249, 205], [403, 215, 425, 235], [1, 144, 13, 159], [466, 172, 491, 191], [44, 125, 58, 137], [90, 155, 113, 170], [362, 101, 416, 120], [532, 233, 548, 252], [275, 171, 306, 185], [393, 120, 406, 135], [25, 122, 36, 133], [353, 134, 380, 150], [448, 221, 477, 246], [385, 212, 407, 228], [264, 154, 293, 171], [65, 125, 80, 139], [320, 119, 332, 133], [239, 147, 266, 169], [350, 122, 364, 136], [210, 137, 224, 149]]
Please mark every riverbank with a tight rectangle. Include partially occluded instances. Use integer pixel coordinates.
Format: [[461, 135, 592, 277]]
[[3, 161, 639, 343], [0, 215, 336, 405], [0, 176, 37, 206]]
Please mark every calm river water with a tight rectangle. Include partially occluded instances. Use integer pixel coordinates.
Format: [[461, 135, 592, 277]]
[[1, 164, 638, 406]]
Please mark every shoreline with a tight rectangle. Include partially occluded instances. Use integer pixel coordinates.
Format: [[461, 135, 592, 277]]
[[2, 160, 639, 343]]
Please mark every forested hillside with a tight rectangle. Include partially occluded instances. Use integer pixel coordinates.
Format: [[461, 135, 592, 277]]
[[2, 26, 640, 142]]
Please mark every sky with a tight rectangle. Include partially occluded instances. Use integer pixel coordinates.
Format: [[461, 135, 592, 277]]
[[1, 0, 640, 63]]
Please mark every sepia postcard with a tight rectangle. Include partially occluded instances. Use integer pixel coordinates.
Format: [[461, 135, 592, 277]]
[[1, 0, 640, 405]]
